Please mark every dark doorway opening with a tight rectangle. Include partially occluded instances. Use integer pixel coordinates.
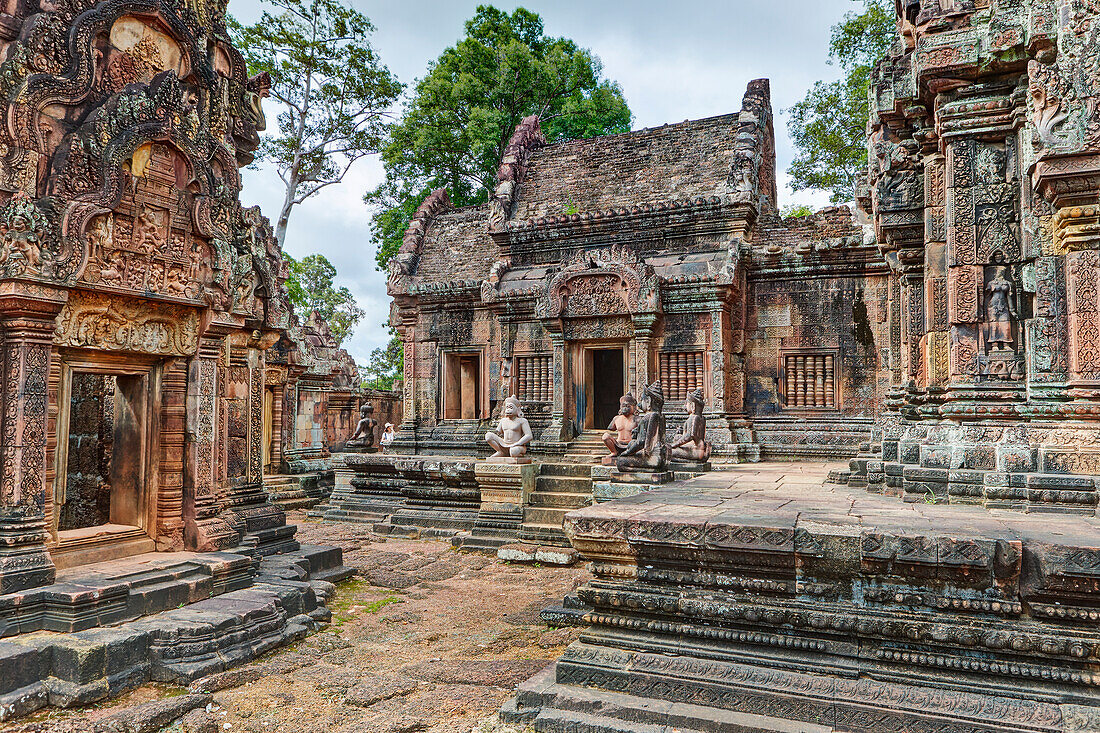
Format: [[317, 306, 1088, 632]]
[[591, 348, 624, 429], [59, 372, 148, 533]]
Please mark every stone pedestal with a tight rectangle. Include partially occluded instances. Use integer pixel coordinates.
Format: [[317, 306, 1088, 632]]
[[315, 452, 406, 523], [455, 462, 537, 553], [591, 465, 673, 503]]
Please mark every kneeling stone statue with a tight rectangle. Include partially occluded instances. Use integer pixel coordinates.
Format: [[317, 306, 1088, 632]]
[[616, 381, 669, 472], [346, 402, 377, 451], [485, 395, 533, 461], [668, 388, 712, 462]]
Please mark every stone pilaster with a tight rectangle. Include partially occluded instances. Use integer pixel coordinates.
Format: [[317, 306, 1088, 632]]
[[543, 332, 572, 441], [0, 287, 65, 593], [184, 335, 238, 551]]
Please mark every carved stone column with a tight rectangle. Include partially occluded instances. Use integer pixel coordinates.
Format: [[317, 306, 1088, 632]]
[[0, 288, 66, 593], [632, 314, 656, 397], [217, 338, 295, 556], [1034, 153, 1100, 401], [543, 331, 571, 441], [184, 334, 238, 552]]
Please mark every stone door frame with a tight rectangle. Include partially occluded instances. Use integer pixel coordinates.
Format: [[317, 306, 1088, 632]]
[[49, 350, 162, 568], [570, 340, 630, 431]]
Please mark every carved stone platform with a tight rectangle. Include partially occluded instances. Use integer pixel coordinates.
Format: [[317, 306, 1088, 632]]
[[454, 462, 537, 553], [505, 462, 1100, 732], [590, 464, 674, 503], [0, 544, 350, 721]]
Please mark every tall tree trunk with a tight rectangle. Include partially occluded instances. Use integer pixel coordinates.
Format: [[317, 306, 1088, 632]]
[[275, 180, 296, 248]]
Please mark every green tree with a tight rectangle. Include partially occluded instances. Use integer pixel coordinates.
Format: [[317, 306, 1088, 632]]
[[781, 203, 815, 218], [285, 254, 364, 345], [360, 331, 403, 391], [230, 0, 403, 247], [368, 5, 632, 270], [787, 0, 895, 203]]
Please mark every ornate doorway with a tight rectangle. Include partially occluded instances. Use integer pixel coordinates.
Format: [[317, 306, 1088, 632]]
[[51, 356, 159, 568], [576, 344, 627, 430]]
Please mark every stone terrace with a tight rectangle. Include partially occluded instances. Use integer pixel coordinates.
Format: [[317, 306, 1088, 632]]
[[507, 463, 1100, 732]]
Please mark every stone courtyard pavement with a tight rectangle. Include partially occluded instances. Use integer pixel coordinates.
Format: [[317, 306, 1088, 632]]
[[4, 514, 590, 733]]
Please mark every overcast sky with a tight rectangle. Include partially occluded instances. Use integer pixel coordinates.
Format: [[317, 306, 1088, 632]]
[[231, 0, 859, 363]]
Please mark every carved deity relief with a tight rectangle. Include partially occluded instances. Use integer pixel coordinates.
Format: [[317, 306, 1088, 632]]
[[80, 144, 209, 301], [0, 195, 50, 277], [873, 138, 924, 212], [103, 16, 186, 94], [979, 253, 1024, 380], [55, 291, 199, 355], [540, 246, 659, 320]]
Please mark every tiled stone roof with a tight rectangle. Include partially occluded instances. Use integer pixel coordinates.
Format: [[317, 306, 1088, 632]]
[[510, 113, 742, 222], [413, 204, 497, 281]]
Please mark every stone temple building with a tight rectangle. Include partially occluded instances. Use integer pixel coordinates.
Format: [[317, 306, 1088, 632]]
[[387, 80, 892, 463], [0, 0, 349, 718]]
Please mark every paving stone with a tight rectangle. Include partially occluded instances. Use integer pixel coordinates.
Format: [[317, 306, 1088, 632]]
[[534, 547, 578, 566], [497, 544, 537, 563], [96, 693, 211, 733], [344, 674, 418, 707]]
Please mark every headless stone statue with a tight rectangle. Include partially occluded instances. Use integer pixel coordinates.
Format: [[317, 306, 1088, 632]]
[[668, 388, 712, 462], [485, 395, 533, 461], [616, 381, 669, 472], [601, 393, 637, 465], [347, 402, 377, 450]]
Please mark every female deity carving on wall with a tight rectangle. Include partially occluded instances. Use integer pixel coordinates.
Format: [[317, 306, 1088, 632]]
[[984, 252, 1017, 351]]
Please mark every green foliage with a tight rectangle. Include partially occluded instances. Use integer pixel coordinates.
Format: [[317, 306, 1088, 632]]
[[361, 332, 403, 391], [787, 0, 895, 203], [230, 0, 403, 245], [780, 203, 815, 218], [285, 253, 364, 345], [368, 4, 632, 271]]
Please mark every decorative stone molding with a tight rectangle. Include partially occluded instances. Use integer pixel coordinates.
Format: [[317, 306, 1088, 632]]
[[488, 115, 545, 229], [55, 291, 199, 356]]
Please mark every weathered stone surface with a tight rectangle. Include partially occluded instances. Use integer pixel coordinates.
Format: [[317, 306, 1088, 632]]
[[509, 463, 1100, 731], [344, 674, 418, 707], [96, 693, 211, 733], [498, 544, 538, 563]]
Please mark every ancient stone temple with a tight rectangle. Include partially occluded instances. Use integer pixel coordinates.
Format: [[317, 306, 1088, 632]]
[[387, 80, 891, 462], [501, 2, 1100, 731], [323, 80, 896, 548], [0, 0, 347, 718]]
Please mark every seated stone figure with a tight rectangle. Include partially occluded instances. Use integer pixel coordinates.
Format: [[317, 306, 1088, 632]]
[[668, 388, 712, 462], [346, 402, 377, 449], [601, 393, 638, 465], [485, 395, 533, 460], [616, 381, 669, 472]]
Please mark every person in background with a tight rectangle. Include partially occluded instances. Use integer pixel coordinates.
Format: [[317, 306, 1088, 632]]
[[380, 423, 396, 452]]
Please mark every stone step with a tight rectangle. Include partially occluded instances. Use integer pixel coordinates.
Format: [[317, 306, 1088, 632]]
[[518, 524, 570, 547], [1, 553, 257, 638], [535, 475, 592, 493], [539, 463, 593, 479], [504, 665, 789, 732], [523, 507, 570, 527], [528, 491, 592, 509]]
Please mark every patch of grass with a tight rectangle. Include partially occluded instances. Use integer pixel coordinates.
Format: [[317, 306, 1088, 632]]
[[363, 595, 404, 613]]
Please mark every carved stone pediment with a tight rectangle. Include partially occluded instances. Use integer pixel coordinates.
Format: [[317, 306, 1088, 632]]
[[539, 245, 659, 319], [55, 291, 199, 356]]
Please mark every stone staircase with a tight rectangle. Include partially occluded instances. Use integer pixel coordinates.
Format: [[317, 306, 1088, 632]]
[[264, 473, 325, 509], [519, 463, 593, 547], [561, 430, 606, 464]]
